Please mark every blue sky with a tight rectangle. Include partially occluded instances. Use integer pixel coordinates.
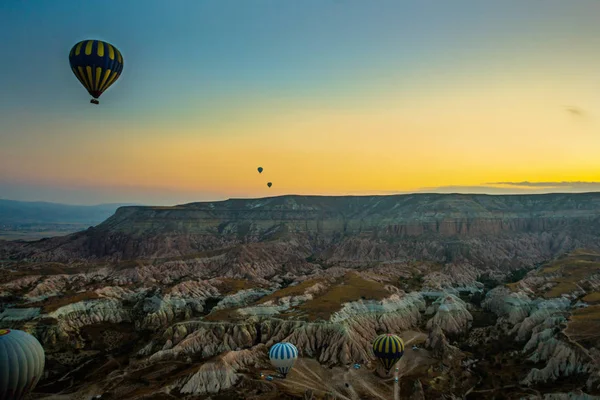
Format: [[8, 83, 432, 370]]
[[1, 0, 599, 205]]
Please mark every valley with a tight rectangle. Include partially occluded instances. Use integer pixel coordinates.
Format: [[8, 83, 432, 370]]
[[2, 193, 600, 399]]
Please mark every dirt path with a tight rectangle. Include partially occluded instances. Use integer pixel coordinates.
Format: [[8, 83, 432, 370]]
[[341, 369, 362, 400], [262, 358, 391, 400], [394, 369, 400, 400]]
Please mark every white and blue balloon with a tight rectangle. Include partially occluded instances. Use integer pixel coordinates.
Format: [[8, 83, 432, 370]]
[[268, 342, 298, 378]]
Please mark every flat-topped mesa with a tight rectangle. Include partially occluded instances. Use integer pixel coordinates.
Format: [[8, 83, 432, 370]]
[[6, 193, 600, 263], [94, 193, 600, 238]]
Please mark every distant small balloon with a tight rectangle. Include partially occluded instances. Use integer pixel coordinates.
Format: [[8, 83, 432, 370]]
[[258, 167, 263, 173], [267, 182, 272, 188]]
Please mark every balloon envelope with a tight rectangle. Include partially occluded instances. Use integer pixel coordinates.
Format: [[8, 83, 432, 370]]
[[258, 167, 263, 173], [69, 40, 124, 101], [267, 182, 272, 188], [372, 333, 404, 373], [0, 329, 45, 400], [269, 342, 298, 377]]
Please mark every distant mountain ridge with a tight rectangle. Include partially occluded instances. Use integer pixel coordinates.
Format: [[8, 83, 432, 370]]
[[0, 199, 141, 240], [0, 199, 138, 225]]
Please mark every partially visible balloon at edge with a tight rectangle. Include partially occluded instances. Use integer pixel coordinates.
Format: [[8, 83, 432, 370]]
[[0, 329, 45, 400]]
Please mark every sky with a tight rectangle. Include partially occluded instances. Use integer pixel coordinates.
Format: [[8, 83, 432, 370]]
[[1, 0, 600, 205]]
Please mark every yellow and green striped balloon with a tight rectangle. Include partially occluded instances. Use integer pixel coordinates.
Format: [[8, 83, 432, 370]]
[[68, 39, 124, 104], [372, 333, 404, 373]]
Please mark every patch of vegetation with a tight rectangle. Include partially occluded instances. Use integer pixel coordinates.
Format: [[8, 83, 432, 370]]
[[401, 272, 424, 292], [160, 247, 234, 263], [479, 273, 500, 291], [545, 282, 579, 298], [213, 278, 263, 295], [566, 305, 600, 348], [504, 282, 521, 292], [1, 263, 91, 282], [112, 259, 147, 271], [462, 332, 541, 399], [582, 292, 600, 304], [495, 267, 533, 292], [24, 291, 101, 313], [0, 269, 30, 285], [236, 222, 252, 239], [296, 272, 389, 321], [305, 255, 316, 262], [506, 268, 529, 283], [80, 322, 139, 352], [255, 278, 326, 305], [539, 251, 600, 298], [470, 310, 498, 328]]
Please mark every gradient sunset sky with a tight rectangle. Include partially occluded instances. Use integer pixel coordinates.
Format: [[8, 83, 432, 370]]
[[1, 0, 599, 205]]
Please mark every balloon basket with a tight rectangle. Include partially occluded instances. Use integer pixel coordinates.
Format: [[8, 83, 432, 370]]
[[90, 99, 99, 105]]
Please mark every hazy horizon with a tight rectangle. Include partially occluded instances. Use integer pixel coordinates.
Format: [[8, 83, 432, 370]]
[[2, 0, 599, 204], [3, 180, 600, 206]]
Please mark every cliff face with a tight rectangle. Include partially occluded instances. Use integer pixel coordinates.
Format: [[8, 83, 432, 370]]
[[5, 193, 600, 272]]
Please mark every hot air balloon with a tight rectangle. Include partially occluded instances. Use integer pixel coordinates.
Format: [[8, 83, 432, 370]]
[[267, 182, 272, 188], [69, 40, 124, 105], [0, 329, 45, 400], [258, 167, 263, 173], [372, 333, 404, 374], [268, 342, 298, 378]]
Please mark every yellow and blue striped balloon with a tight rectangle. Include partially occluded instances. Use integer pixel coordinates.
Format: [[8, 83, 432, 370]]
[[268, 342, 298, 378], [68, 39, 124, 104], [372, 333, 404, 373], [0, 329, 45, 400]]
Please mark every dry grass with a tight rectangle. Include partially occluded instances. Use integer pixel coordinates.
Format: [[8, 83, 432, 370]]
[[536, 250, 600, 298], [24, 291, 101, 313], [545, 282, 579, 298], [566, 305, 600, 348], [296, 272, 389, 321], [583, 292, 600, 304], [0, 269, 31, 284], [569, 305, 600, 322], [161, 247, 232, 262], [1, 263, 88, 284], [203, 308, 243, 322], [255, 278, 326, 305], [112, 259, 147, 271], [505, 282, 520, 292], [213, 278, 263, 296], [203, 273, 389, 322]]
